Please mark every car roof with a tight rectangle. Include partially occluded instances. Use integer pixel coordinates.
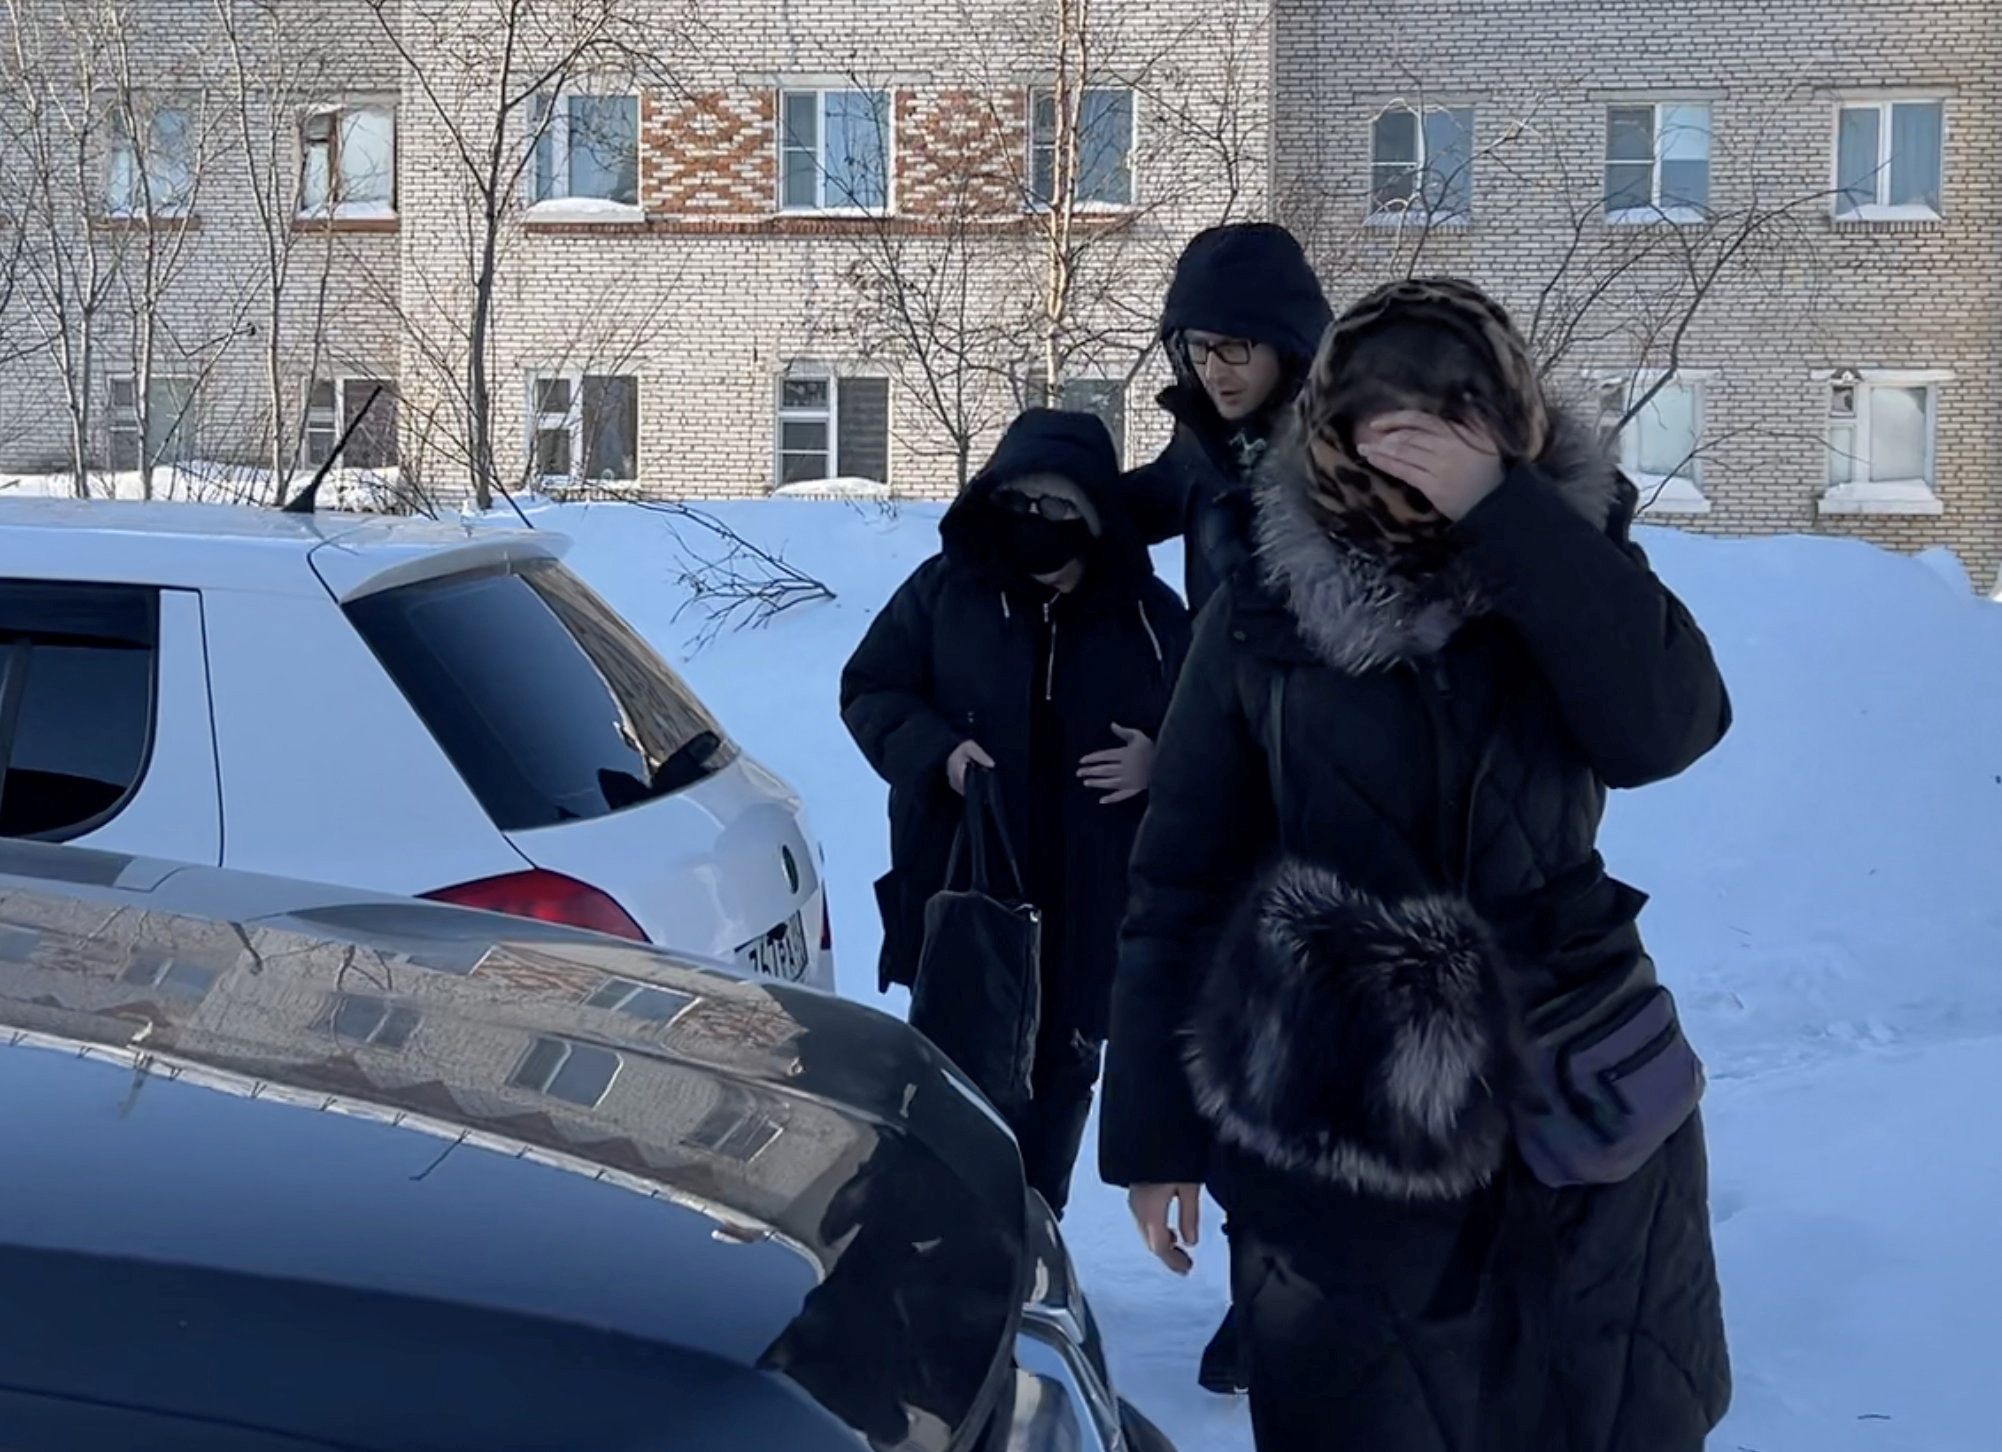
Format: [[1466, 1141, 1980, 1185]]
[[0, 497, 568, 597]]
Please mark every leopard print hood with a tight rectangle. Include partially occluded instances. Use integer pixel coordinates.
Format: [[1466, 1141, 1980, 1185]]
[[1253, 278, 1625, 672]]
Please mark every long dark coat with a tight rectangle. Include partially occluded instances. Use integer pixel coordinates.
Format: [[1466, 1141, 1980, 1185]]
[[1099, 408, 1734, 1449], [841, 418, 1191, 1043]]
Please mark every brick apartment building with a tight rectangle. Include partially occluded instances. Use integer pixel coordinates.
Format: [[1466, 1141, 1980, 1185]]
[[1, 0, 1998, 582]]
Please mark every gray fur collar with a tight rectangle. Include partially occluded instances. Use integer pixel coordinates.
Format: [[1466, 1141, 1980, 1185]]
[[1253, 406, 1623, 672]]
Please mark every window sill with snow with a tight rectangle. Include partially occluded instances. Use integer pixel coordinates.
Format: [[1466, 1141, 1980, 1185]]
[[1633, 474, 1713, 516], [523, 199, 647, 229], [1818, 480, 1945, 517]]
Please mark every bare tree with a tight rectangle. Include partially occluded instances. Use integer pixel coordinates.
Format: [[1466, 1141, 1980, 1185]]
[[359, 0, 690, 510], [0, 0, 132, 494], [1, 0, 278, 499], [835, 87, 1027, 489], [830, 0, 1267, 488], [102, 28, 241, 499], [209, 0, 356, 505], [1278, 81, 1835, 508]]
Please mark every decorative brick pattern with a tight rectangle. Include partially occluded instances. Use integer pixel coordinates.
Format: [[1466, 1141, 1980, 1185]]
[[899, 89, 1029, 218], [643, 89, 776, 218]]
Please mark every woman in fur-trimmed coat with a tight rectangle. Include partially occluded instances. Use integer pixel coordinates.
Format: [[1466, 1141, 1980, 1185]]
[[1099, 278, 1734, 1450]]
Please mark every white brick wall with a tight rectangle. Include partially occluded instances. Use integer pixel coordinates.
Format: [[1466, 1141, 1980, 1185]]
[[386, 0, 1268, 503], [5, 0, 1997, 583], [0, 0, 405, 487], [1270, 0, 2002, 580]]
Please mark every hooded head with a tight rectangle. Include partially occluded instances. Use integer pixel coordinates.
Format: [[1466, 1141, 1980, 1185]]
[[1254, 277, 1626, 672], [1159, 223, 1334, 428], [1292, 277, 1551, 563], [941, 408, 1140, 585]]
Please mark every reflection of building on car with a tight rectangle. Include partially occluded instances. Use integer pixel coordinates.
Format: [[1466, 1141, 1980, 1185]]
[[0, 499, 830, 989], [0, 839, 1172, 1451]]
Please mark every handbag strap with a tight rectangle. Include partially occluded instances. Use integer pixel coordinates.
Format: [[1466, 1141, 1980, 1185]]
[[1262, 669, 1286, 815], [945, 767, 1028, 901]]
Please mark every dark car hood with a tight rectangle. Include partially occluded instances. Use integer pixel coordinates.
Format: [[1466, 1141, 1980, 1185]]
[[0, 842, 1025, 1452]]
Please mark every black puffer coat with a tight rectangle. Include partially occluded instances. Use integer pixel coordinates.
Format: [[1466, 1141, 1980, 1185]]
[[1124, 223, 1333, 615], [842, 411, 1191, 1042], [1099, 411, 1733, 1448]]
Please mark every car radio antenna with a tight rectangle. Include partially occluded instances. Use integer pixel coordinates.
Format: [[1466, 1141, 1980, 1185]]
[[281, 383, 385, 514]]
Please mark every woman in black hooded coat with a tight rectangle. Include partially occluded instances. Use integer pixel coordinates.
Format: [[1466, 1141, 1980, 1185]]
[[1100, 279, 1734, 1449], [843, 408, 1191, 1214]]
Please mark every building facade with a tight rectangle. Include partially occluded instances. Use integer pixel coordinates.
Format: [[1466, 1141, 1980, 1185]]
[[1, 0, 1998, 580], [0, 0, 1265, 511], [1272, 0, 2002, 581]]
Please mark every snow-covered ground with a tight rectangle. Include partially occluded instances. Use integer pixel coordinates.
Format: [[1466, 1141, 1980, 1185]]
[[521, 495, 2001, 1451]]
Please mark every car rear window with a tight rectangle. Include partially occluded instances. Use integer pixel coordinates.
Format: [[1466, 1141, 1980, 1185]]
[[0, 580, 158, 841], [345, 557, 736, 831]]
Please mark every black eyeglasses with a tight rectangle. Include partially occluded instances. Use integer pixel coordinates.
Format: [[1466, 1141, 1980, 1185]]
[[994, 490, 1085, 522], [1182, 336, 1255, 368]]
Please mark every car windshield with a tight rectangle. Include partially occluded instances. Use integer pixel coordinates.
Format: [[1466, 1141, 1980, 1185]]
[[345, 558, 735, 831]]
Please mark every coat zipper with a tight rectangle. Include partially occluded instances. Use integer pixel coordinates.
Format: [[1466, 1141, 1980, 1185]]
[[1043, 597, 1058, 702], [1418, 656, 1498, 895], [1136, 600, 1165, 674]]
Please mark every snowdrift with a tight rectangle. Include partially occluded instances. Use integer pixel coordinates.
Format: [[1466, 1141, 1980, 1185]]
[[529, 498, 2001, 1451]]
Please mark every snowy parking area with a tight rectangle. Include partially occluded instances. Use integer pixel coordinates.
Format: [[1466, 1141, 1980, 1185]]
[[530, 495, 2002, 1451]]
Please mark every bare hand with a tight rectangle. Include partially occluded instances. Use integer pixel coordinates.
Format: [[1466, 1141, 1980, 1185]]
[[1357, 410, 1506, 522], [1128, 1182, 1201, 1275], [1078, 725, 1153, 805], [947, 740, 995, 794]]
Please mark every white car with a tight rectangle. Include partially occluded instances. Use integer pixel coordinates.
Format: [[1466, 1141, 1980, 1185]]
[[0, 497, 831, 990]]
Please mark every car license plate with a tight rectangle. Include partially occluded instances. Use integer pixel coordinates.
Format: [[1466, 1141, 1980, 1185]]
[[736, 911, 809, 982]]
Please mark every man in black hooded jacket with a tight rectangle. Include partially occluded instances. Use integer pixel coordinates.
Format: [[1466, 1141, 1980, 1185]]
[[841, 409, 1191, 1215], [1124, 222, 1334, 616], [1119, 220, 1332, 1393]]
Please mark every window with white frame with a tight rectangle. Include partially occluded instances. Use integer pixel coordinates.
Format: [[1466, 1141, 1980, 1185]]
[[528, 372, 638, 485], [776, 371, 890, 485], [1030, 87, 1135, 208], [305, 377, 398, 469], [684, 1083, 783, 1163], [1834, 99, 1943, 221], [1821, 371, 1946, 514], [779, 89, 890, 211], [300, 103, 395, 218], [1604, 103, 1711, 222], [120, 950, 218, 1000], [1371, 105, 1474, 221], [107, 105, 194, 218], [586, 977, 698, 1023], [510, 1035, 620, 1107], [1025, 373, 1127, 461], [530, 94, 639, 208], [1595, 373, 1711, 514], [319, 992, 420, 1049], [107, 375, 194, 471]]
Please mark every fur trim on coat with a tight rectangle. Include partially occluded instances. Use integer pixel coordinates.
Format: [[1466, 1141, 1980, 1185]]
[[1186, 859, 1537, 1200], [1253, 405, 1627, 673]]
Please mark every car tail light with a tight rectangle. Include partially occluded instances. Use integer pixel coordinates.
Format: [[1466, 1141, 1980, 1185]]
[[820, 896, 833, 953], [423, 870, 648, 942]]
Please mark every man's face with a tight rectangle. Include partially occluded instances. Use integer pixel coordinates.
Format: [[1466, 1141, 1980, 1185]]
[[1184, 331, 1284, 422]]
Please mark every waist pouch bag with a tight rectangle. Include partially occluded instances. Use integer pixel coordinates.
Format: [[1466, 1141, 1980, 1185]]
[[1512, 954, 1706, 1187], [906, 768, 1043, 1116]]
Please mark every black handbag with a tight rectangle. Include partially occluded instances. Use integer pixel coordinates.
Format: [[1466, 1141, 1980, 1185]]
[[905, 768, 1044, 1115]]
